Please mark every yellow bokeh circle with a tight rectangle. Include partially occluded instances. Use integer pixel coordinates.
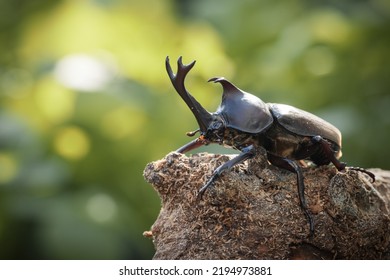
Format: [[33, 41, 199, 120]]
[[53, 126, 90, 160], [0, 153, 18, 184]]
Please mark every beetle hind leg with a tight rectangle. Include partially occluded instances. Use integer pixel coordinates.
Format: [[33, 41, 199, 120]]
[[309, 136, 346, 170], [310, 136, 375, 182], [347, 166, 375, 182]]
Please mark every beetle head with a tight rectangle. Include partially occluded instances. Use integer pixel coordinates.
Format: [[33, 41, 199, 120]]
[[166, 57, 273, 146], [209, 77, 273, 134]]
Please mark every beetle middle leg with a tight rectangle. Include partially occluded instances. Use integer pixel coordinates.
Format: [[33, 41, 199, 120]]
[[267, 153, 315, 236], [197, 145, 256, 200]]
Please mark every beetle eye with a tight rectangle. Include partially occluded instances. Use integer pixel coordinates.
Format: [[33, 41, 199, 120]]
[[210, 121, 223, 130]]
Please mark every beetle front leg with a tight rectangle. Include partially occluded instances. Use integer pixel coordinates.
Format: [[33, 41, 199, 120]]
[[197, 145, 256, 200], [267, 153, 314, 236], [177, 136, 208, 153]]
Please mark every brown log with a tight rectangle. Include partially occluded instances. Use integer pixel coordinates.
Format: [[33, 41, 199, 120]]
[[143, 151, 390, 259]]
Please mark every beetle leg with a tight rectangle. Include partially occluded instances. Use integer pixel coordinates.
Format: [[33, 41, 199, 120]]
[[267, 153, 314, 236], [311, 136, 375, 182], [197, 145, 256, 201], [177, 136, 208, 153], [348, 167, 375, 182], [310, 136, 346, 170]]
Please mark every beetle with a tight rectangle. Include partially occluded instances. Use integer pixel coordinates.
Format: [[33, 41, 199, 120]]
[[165, 56, 375, 235]]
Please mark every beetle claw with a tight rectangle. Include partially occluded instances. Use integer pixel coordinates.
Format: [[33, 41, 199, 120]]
[[197, 178, 215, 202]]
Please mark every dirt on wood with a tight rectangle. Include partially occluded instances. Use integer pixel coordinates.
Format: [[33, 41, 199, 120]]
[[143, 152, 390, 259]]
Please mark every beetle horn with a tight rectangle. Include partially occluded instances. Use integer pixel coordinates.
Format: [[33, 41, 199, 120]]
[[208, 77, 274, 134], [208, 77, 238, 93], [166, 56, 213, 133]]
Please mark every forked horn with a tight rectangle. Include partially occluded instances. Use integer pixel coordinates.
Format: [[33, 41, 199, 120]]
[[165, 56, 213, 133]]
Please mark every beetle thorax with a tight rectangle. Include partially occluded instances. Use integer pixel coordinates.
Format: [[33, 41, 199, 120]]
[[204, 119, 257, 151], [222, 129, 257, 150]]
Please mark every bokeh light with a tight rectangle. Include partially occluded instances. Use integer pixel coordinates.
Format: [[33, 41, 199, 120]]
[[0, 153, 18, 184], [86, 193, 118, 223], [303, 46, 336, 76], [53, 126, 90, 160], [54, 53, 116, 92]]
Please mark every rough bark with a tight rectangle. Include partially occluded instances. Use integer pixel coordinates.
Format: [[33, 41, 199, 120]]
[[143, 151, 390, 259]]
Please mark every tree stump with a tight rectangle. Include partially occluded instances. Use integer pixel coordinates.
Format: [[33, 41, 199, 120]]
[[143, 151, 390, 259]]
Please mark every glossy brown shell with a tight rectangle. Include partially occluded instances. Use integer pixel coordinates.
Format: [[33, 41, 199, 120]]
[[211, 77, 274, 134], [269, 103, 342, 148]]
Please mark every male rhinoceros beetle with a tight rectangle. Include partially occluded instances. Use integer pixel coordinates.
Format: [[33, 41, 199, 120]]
[[165, 56, 375, 235]]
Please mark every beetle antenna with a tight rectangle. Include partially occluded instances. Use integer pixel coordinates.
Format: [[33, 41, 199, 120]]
[[186, 129, 200, 137]]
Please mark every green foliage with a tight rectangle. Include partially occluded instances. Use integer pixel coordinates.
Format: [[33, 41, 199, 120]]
[[0, 0, 389, 259]]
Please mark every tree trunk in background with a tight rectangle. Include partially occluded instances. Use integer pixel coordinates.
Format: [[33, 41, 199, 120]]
[[143, 152, 390, 259]]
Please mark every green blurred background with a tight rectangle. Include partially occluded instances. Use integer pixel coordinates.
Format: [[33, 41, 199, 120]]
[[0, 0, 389, 259]]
